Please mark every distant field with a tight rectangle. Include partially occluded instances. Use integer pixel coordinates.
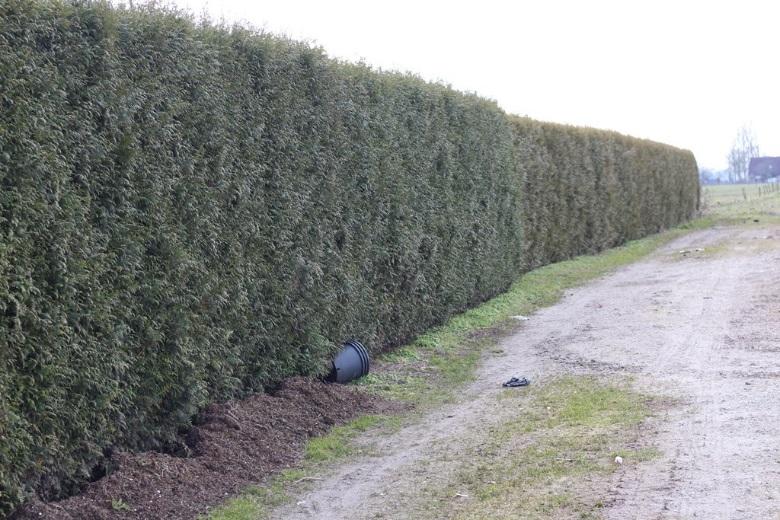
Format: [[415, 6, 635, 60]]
[[703, 183, 779, 205], [702, 183, 780, 221]]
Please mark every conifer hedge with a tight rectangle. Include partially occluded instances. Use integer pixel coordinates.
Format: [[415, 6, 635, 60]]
[[0, 1, 698, 512], [512, 117, 699, 268]]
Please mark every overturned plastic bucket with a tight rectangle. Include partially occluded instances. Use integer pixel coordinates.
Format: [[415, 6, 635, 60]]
[[327, 340, 370, 384]]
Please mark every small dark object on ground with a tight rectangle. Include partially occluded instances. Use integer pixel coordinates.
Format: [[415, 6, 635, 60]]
[[502, 376, 530, 388], [327, 340, 370, 384]]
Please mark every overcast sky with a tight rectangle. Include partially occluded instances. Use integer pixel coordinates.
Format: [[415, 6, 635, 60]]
[[170, 0, 778, 171]]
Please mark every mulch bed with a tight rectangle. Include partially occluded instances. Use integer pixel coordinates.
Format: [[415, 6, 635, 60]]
[[14, 378, 399, 520]]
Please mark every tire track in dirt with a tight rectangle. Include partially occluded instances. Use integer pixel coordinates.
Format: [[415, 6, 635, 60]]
[[602, 227, 780, 519]]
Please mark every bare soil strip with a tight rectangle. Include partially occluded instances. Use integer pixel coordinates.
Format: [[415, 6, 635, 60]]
[[15, 379, 398, 520], [270, 225, 780, 520]]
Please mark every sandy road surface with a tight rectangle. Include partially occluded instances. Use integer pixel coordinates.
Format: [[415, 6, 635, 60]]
[[271, 225, 780, 520]]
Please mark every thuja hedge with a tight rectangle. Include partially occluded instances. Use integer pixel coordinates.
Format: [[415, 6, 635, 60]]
[[512, 117, 699, 268], [0, 0, 698, 512]]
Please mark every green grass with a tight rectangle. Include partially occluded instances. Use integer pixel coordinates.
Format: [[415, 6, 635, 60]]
[[433, 377, 657, 520], [702, 182, 779, 205], [305, 414, 391, 462], [701, 182, 780, 223], [205, 469, 307, 520], [207, 497, 262, 520], [111, 498, 131, 512]]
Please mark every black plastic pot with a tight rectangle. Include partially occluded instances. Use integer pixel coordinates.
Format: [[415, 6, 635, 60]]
[[327, 340, 370, 384]]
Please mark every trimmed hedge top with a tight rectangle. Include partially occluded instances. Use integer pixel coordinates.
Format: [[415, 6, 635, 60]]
[[0, 0, 698, 513]]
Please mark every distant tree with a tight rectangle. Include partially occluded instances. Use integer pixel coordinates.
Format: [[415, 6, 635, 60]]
[[727, 125, 760, 183], [699, 168, 717, 184]]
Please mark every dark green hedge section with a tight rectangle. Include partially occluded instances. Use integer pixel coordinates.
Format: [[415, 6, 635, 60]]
[[0, 1, 699, 512]]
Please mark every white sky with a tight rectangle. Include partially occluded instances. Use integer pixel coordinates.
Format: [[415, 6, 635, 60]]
[[170, 0, 779, 170]]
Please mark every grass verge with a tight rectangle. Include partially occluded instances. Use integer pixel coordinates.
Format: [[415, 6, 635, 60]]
[[206, 469, 306, 520], [430, 377, 659, 520]]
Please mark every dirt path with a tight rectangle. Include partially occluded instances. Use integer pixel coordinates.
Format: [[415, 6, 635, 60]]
[[271, 225, 780, 520]]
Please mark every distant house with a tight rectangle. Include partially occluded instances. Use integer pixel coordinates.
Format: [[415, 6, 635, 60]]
[[748, 156, 780, 182]]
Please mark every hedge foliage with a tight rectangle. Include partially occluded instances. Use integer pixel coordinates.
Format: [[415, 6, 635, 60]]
[[0, 1, 699, 513], [512, 117, 699, 269]]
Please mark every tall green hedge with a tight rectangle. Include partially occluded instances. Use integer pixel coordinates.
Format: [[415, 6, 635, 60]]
[[511, 117, 699, 268], [0, 1, 698, 513]]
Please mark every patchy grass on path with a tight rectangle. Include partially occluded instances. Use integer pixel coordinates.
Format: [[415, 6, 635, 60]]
[[206, 469, 306, 520], [431, 377, 658, 520], [304, 414, 398, 462], [204, 414, 402, 520]]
